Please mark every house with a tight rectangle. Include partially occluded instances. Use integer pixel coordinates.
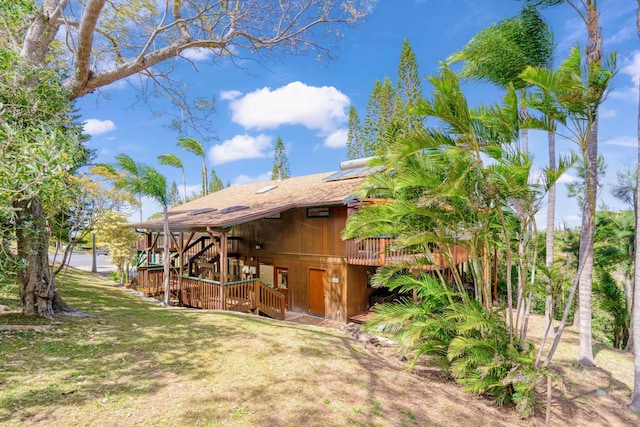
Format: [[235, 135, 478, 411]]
[[129, 161, 468, 323]]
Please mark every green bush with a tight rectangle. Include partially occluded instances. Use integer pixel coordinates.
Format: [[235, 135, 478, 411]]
[[365, 274, 539, 417]]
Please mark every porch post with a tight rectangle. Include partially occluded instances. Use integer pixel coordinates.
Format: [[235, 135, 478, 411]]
[[220, 230, 228, 310], [178, 232, 185, 306], [146, 232, 152, 265]]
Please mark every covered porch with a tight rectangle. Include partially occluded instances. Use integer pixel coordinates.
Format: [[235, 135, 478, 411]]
[[129, 228, 286, 320], [130, 266, 285, 321]]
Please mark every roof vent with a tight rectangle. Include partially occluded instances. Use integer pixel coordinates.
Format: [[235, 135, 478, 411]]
[[256, 185, 278, 194], [220, 205, 249, 214]]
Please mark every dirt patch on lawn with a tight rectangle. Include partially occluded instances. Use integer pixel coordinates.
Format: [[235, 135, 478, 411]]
[[345, 312, 639, 426]]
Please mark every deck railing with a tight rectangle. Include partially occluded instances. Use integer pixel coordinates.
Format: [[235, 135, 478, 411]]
[[129, 266, 181, 297], [346, 237, 469, 269], [224, 280, 255, 313], [129, 265, 164, 295], [135, 272, 285, 320], [254, 281, 285, 320], [346, 237, 414, 266]]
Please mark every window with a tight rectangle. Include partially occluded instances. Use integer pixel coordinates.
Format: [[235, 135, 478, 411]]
[[307, 207, 330, 218]]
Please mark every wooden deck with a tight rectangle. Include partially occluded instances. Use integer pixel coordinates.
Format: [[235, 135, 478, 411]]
[[346, 237, 469, 268], [349, 310, 374, 324], [129, 268, 285, 320]]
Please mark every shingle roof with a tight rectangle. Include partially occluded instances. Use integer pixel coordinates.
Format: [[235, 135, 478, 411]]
[[132, 171, 366, 231]]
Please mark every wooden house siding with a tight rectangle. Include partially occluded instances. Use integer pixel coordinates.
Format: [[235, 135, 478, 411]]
[[226, 206, 364, 321]]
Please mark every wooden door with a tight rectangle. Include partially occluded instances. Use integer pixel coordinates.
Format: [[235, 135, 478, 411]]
[[275, 267, 289, 309], [308, 268, 326, 316]]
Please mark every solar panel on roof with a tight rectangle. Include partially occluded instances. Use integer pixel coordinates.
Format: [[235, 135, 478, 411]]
[[323, 165, 384, 181], [220, 205, 249, 214], [188, 208, 216, 216]]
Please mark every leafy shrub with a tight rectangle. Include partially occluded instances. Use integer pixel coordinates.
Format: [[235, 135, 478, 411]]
[[365, 274, 539, 417]]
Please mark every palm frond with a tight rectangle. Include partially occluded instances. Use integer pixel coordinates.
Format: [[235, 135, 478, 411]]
[[158, 153, 184, 169], [115, 153, 139, 176], [138, 165, 168, 207], [177, 137, 205, 157]]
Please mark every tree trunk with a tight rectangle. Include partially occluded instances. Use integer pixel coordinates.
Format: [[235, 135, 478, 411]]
[[545, 128, 557, 335], [14, 197, 83, 317], [577, 118, 597, 367], [498, 208, 514, 344], [14, 197, 55, 317], [576, 2, 602, 367], [14, 196, 80, 317], [201, 159, 208, 197], [629, 5, 640, 412], [162, 205, 171, 306]]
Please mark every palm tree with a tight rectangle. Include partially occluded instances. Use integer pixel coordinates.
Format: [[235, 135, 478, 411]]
[[346, 63, 523, 328], [115, 154, 171, 306], [113, 154, 144, 222], [343, 65, 540, 414], [449, 5, 557, 339], [158, 153, 186, 203], [177, 137, 207, 196], [629, 0, 640, 414], [520, 45, 615, 367], [526, 0, 605, 367]]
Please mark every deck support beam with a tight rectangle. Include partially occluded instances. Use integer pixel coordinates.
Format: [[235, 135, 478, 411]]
[[207, 227, 229, 310]]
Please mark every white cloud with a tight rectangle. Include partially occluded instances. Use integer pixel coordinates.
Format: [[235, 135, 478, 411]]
[[605, 25, 635, 45], [233, 171, 272, 185], [225, 81, 350, 137], [621, 51, 640, 90], [604, 136, 636, 147], [83, 119, 116, 136], [208, 134, 272, 165], [171, 184, 202, 200], [324, 129, 348, 148], [528, 169, 544, 186], [220, 90, 242, 101], [599, 107, 616, 119], [180, 47, 213, 62], [557, 173, 578, 184], [560, 214, 581, 227]]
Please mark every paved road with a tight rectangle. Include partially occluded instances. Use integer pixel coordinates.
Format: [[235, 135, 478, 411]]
[[50, 251, 117, 276]]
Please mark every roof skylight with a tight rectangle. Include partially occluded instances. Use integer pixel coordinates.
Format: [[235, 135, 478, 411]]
[[188, 208, 216, 216], [220, 205, 249, 214]]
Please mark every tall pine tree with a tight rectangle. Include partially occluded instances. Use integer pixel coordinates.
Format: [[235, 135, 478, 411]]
[[271, 137, 291, 180], [351, 39, 425, 160], [168, 181, 181, 207], [346, 105, 364, 160], [362, 77, 396, 156], [395, 38, 425, 135], [208, 169, 224, 193]]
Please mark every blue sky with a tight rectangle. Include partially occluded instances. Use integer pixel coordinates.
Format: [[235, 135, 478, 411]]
[[78, 0, 639, 226]]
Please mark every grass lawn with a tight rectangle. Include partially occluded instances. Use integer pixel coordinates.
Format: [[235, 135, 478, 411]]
[[1, 268, 639, 426]]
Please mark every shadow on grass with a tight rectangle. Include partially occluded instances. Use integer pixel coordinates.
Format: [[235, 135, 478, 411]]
[[0, 269, 250, 423], [3, 269, 636, 426], [0, 271, 536, 426]]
